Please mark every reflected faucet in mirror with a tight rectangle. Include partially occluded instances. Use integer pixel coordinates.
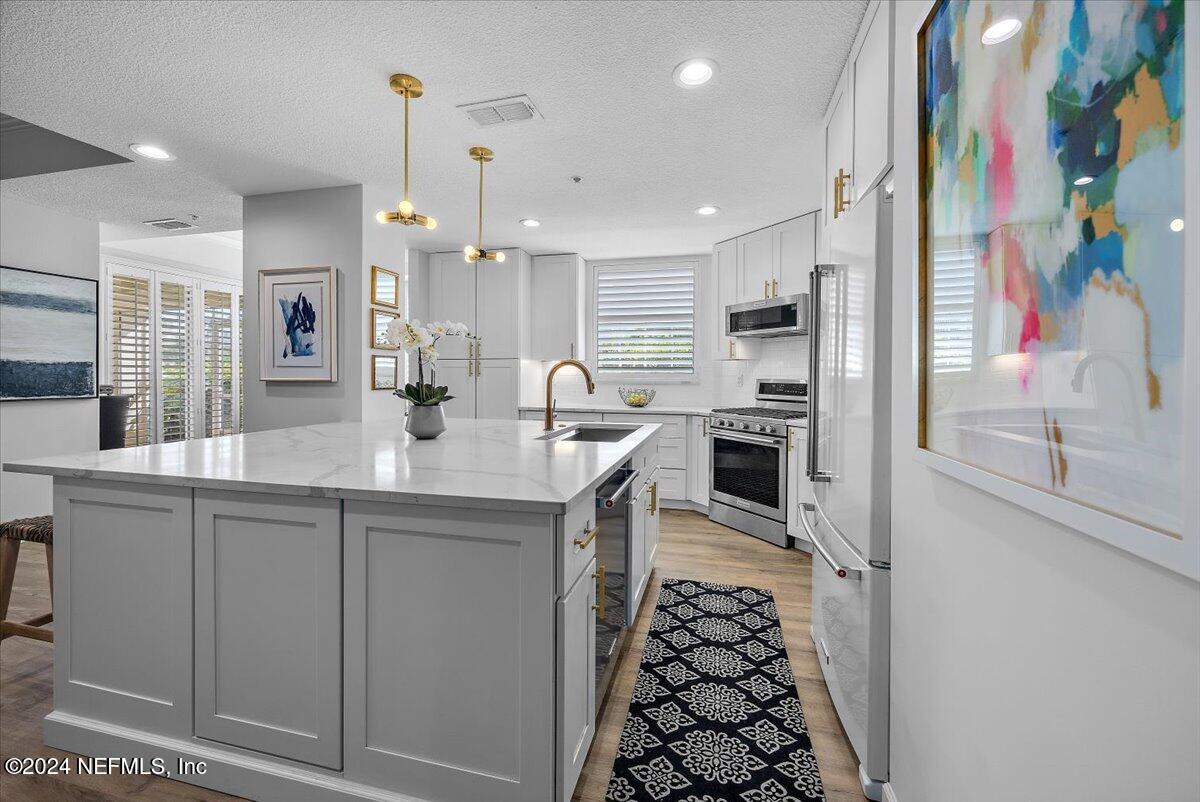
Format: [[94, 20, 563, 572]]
[[544, 359, 596, 431], [1070, 352, 1144, 440]]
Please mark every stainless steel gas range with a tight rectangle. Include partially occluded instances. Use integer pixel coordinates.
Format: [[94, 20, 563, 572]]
[[708, 378, 807, 547]]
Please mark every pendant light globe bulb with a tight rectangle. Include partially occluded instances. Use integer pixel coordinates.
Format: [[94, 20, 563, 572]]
[[375, 210, 390, 225], [424, 216, 437, 230], [397, 199, 414, 217], [494, 251, 506, 262]]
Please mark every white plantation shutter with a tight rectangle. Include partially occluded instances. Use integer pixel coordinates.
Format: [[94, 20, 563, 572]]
[[931, 245, 976, 373], [595, 263, 695, 374], [237, 293, 244, 433], [203, 289, 235, 437], [158, 280, 194, 442], [110, 273, 153, 446]]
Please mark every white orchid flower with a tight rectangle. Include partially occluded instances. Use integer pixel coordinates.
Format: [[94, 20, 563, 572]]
[[426, 320, 448, 336], [419, 344, 439, 365]]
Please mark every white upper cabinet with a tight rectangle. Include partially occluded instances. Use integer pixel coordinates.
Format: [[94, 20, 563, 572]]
[[825, 0, 893, 225], [738, 228, 775, 303], [530, 254, 585, 361], [427, 253, 475, 359], [427, 249, 530, 360], [713, 239, 760, 361], [824, 81, 853, 225], [851, 0, 893, 200], [774, 213, 818, 298]]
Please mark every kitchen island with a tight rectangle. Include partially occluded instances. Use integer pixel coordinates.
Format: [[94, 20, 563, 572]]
[[4, 418, 663, 802]]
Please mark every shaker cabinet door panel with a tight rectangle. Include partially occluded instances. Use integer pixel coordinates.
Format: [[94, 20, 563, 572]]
[[427, 254, 475, 359], [475, 359, 520, 420], [824, 82, 852, 225], [557, 557, 597, 801], [430, 360, 475, 419], [475, 249, 521, 358], [343, 502, 555, 802], [775, 214, 818, 298], [738, 228, 775, 303], [851, 0, 892, 198], [193, 491, 343, 769], [531, 254, 584, 361]]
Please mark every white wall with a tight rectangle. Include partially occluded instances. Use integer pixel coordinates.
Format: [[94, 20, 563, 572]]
[[887, 4, 1200, 801], [0, 194, 99, 519], [360, 186, 411, 422], [101, 231, 243, 282]]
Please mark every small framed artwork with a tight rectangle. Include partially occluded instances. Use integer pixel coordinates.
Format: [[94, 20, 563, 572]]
[[259, 265, 337, 382], [1, 265, 99, 401], [370, 354, 398, 391], [917, 0, 1194, 578], [371, 265, 400, 309], [370, 308, 400, 350]]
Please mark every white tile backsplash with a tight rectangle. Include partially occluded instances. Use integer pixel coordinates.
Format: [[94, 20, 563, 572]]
[[523, 335, 809, 409]]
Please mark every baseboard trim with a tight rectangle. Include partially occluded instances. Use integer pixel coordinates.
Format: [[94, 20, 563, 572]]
[[660, 499, 707, 513], [882, 781, 900, 802], [43, 711, 425, 802], [859, 763, 886, 801]]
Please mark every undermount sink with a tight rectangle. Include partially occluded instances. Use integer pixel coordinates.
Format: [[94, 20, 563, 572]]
[[537, 423, 640, 443]]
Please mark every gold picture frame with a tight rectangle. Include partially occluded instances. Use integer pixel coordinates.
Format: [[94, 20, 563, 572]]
[[370, 354, 398, 390], [370, 308, 400, 350], [371, 265, 400, 309]]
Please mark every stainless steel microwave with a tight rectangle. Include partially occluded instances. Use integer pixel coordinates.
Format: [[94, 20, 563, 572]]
[[725, 293, 809, 337]]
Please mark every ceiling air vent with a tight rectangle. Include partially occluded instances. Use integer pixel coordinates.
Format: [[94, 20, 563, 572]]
[[142, 218, 197, 231], [457, 95, 541, 128]]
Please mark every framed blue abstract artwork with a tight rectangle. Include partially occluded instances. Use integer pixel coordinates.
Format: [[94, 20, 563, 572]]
[[0, 265, 99, 401], [258, 265, 338, 382]]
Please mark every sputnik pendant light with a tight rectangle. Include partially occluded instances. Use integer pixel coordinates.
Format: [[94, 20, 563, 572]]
[[463, 146, 505, 262], [375, 74, 438, 230]]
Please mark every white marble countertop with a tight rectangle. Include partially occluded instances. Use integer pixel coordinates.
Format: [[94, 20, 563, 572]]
[[519, 403, 716, 416], [4, 418, 662, 514]]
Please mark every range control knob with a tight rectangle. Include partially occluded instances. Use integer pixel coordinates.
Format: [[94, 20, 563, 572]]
[[738, 421, 750, 430], [755, 424, 766, 432]]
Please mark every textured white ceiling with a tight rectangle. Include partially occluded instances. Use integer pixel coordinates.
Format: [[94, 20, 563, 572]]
[[0, 0, 866, 258]]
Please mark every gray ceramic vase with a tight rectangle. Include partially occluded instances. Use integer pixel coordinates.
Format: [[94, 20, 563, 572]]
[[405, 405, 446, 440]]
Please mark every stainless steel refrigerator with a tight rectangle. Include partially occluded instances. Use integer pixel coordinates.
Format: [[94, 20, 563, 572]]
[[801, 178, 893, 801]]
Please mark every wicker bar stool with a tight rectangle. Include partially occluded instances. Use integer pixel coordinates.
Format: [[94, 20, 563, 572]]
[[0, 515, 54, 643]]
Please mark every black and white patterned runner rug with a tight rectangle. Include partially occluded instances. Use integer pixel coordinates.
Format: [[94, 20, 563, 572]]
[[606, 578, 825, 802]]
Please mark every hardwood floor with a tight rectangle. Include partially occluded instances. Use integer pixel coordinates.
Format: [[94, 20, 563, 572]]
[[0, 509, 864, 802]]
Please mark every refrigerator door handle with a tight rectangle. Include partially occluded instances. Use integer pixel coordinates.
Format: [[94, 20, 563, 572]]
[[799, 502, 862, 580], [807, 266, 833, 482]]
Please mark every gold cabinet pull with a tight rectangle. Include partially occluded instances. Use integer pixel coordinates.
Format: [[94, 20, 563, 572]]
[[772, 278, 779, 298], [833, 173, 841, 219], [649, 482, 658, 516], [728, 338, 735, 359], [592, 563, 606, 618], [467, 341, 474, 376], [702, 417, 709, 437], [764, 279, 769, 299], [573, 524, 599, 550], [787, 429, 794, 452]]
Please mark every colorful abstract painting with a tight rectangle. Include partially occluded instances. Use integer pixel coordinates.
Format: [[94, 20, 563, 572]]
[[920, 0, 1187, 541]]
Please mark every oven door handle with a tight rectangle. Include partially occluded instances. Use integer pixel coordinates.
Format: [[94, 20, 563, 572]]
[[602, 469, 640, 508], [798, 503, 861, 580], [712, 430, 783, 448]]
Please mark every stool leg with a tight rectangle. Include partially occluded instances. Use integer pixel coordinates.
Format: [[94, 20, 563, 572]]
[[44, 543, 54, 607], [0, 538, 19, 621]]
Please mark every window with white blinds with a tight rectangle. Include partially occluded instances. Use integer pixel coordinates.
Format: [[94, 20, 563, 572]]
[[203, 289, 235, 437], [930, 245, 976, 373], [595, 262, 695, 374], [104, 260, 241, 445], [110, 274, 153, 447], [159, 280, 194, 442]]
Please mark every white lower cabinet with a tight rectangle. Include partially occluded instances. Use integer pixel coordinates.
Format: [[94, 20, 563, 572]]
[[629, 480, 648, 614], [688, 415, 711, 504], [342, 501, 556, 802], [193, 491, 343, 769], [557, 556, 597, 800], [435, 359, 520, 419], [645, 475, 661, 570], [785, 425, 815, 548]]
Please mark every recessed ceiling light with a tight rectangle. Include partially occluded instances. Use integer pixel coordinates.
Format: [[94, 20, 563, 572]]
[[1073, 176, 1094, 186], [130, 143, 174, 160], [520, 218, 541, 227], [1170, 218, 1184, 232], [695, 205, 719, 216], [981, 18, 1022, 46], [673, 58, 716, 87]]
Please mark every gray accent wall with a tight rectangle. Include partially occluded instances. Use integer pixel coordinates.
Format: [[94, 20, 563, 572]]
[[242, 184, 409, 431], [0, 193, 100, 519]]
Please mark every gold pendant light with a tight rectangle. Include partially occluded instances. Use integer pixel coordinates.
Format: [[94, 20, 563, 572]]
[[463, 146, 505, 263], [375, 74, 437, 230]]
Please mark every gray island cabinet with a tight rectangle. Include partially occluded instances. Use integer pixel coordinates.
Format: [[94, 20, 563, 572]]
[[5, 418, 662, 802]]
